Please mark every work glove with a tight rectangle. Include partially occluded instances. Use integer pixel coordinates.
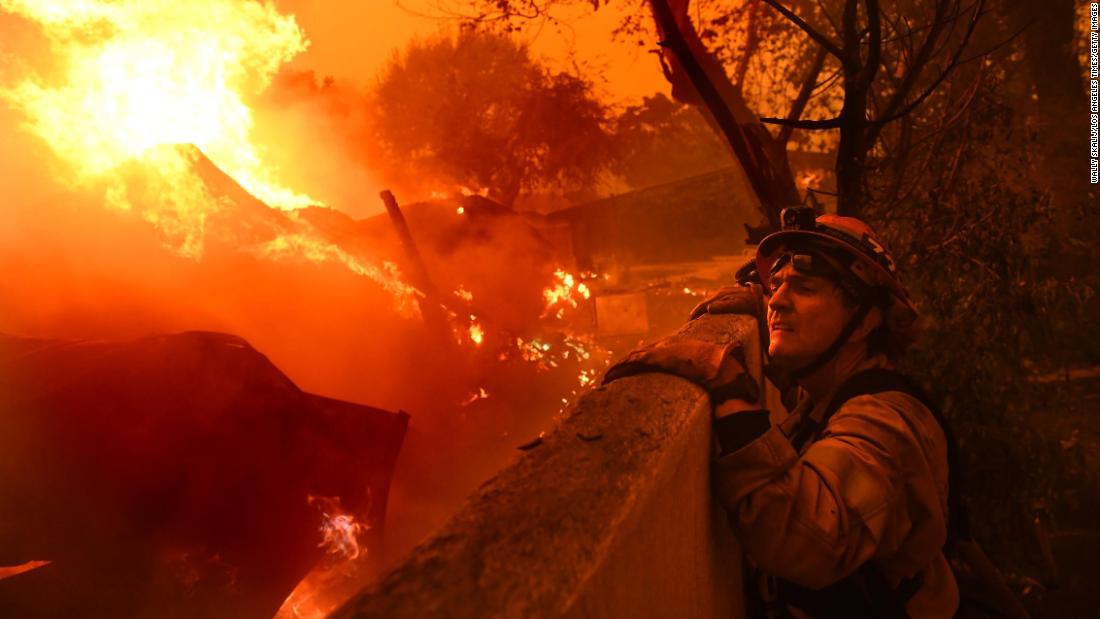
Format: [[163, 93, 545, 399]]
[[602, 329, 760, 404], [688, 284, 766, 321]]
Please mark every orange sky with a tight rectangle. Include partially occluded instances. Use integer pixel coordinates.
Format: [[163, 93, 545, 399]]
[[0, 0, 672, 220], [276, 0, 669, 103]]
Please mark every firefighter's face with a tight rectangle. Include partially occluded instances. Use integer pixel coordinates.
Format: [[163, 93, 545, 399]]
[[765, 262, 854, 369]]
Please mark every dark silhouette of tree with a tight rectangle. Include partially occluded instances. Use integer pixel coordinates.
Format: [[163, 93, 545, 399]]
[[368, 29, 615, 206], [433, 0, 988, 227], [612, 93, 733, 187], [999, 0, 1096, 264]]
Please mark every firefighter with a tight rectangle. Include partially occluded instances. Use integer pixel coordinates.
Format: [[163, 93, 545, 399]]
[[606, 206, 958, 617]]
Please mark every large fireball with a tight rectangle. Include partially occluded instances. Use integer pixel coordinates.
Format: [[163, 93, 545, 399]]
[[1, 0, 318, 254]]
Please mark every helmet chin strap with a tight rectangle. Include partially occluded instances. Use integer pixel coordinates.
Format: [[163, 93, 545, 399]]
[[788, 301, 874, 382]]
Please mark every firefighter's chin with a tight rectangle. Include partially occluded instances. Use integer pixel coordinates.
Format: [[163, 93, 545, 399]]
[[767, 331, 811, 370]]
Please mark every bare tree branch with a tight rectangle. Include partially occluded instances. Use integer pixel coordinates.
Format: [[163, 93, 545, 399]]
[[869, 0, 984, 132], [779, 46, 829, 143], [733, 0, 763, 93], [856, 0, 882, 90], [840, 0, 860, 69], [760, 115, 843, 129], [813, 0, 842, 37], [865, 0, 951, 140], [761, 0, 847, 60]]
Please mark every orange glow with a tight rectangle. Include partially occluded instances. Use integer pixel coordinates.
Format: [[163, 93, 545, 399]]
[[256, 233, 423, 317], [460, 387, 489, 406], [542, 268, 592, 319], [309, 495, 369, 561], [0, 0, 315, 208], [468, 316, 484, 345], [0, 0, 329, 263], [0, 560, 51, 581], [1, 4, 623, 616]]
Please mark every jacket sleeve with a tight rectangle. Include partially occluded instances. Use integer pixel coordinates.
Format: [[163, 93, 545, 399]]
[[712, 394, 929, 590]]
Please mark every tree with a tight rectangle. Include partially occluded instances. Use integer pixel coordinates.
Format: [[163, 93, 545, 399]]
[[428, 0, 1100, 590], [612, 93, 733, 187], [368, 28, 615, 206], [437, 0, 987, 226]]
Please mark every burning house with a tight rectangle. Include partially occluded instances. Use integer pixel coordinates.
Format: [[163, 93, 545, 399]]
[[0, 1, 619, 616]]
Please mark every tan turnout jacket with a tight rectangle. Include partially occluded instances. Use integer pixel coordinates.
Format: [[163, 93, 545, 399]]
[[713, 356, 959, 618]]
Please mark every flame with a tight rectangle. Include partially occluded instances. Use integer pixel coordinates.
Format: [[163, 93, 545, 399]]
[[255, 233, 423, 317], [0, 0, 319, 256], [542, 268, 592, 319], [308, 495, 368, 562], [563, 336, 592, 361], [319, 514, 364, 560], [516, 337, 558, 369], [796, 170, 823, 190], [279, 495, 372, 619], [578, 369, 596, 388], [460, 387, 489, 406], [0, 560, 51, 581], [468, 316, 484, 345]]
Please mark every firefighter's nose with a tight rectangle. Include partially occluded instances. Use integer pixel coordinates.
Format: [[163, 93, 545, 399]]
[[768, 284, 791, 313]]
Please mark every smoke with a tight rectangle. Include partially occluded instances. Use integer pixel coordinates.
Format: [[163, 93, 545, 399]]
[[0, 8, 610, 615], [251, 69, 389, 219]]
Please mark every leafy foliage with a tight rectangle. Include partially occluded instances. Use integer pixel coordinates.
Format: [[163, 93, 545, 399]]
[[611, 93, 733, 187], [438, 0, 1099, 588], [866, 63, 1100, 577], [368, 28, 615, 205]]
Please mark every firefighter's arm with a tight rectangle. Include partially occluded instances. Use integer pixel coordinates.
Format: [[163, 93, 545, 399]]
[[712, 395, 917, 590]]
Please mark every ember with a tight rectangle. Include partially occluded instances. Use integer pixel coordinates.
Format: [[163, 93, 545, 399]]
[[542, 268, 593, 318], [460, 388, 491, 406], [469, 318, 485, 345]]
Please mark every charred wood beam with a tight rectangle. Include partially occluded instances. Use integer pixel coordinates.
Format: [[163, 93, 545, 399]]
[[379, 190, 451, 337]]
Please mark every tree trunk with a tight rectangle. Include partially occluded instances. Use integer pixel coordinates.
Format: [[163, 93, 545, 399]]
[[836, 76, 870, 217], [1011, 0, 1094, 232], [648, 0, 802, 239]]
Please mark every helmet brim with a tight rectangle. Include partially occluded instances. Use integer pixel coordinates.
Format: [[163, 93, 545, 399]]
[[755, 229, 917, 321]]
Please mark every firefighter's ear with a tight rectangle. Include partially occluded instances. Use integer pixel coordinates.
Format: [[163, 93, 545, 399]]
[[852, 305, 884, 343]]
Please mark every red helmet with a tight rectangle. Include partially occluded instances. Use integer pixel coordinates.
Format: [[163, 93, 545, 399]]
[[756, 207, 918, 349]]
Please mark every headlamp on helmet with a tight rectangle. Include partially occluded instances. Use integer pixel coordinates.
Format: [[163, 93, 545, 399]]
[[781, 206, 818, 232]]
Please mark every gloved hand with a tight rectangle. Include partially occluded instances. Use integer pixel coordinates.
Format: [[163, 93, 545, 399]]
[[602, 333, 760, 404], [688, 284, 766, 321]]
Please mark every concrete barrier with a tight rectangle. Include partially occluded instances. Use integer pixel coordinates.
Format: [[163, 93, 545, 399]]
[[332, 314, 773, 619]]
